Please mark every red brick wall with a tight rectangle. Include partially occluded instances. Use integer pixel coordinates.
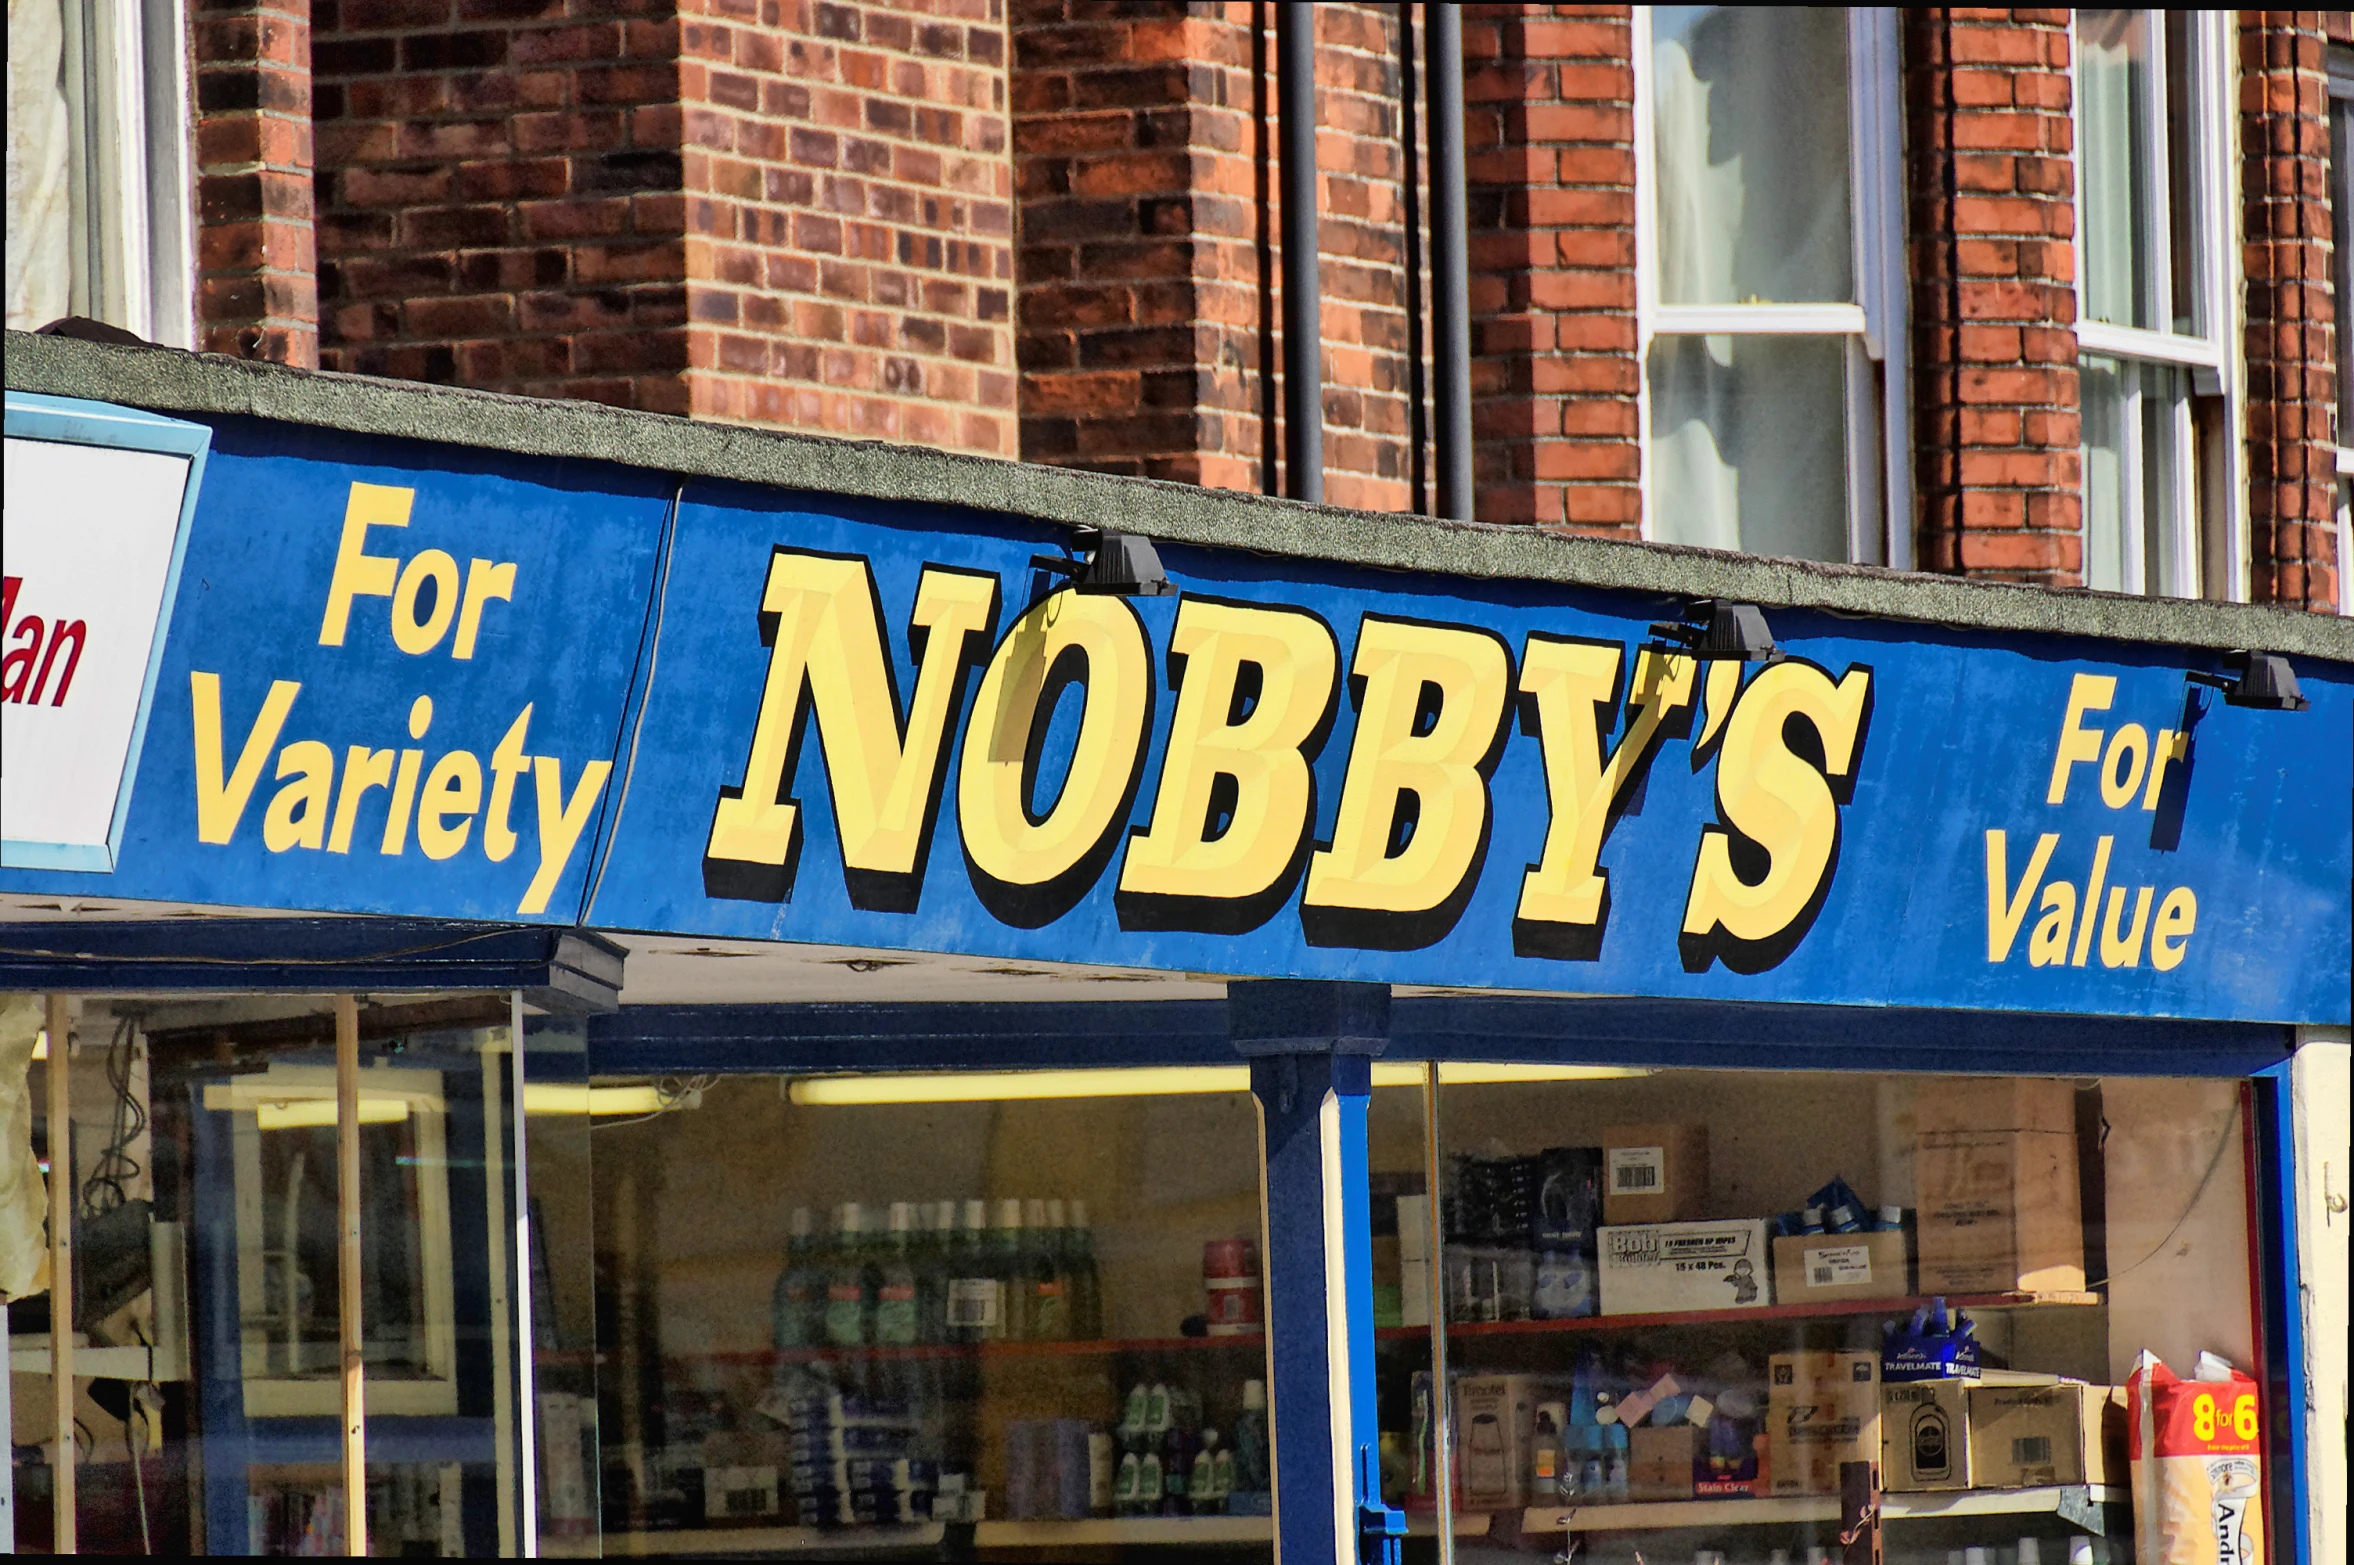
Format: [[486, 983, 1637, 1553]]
[[194, 0, 319, 364], [311, 0, 690, 411], [1906, 9, 2083, 586], [1462, 3, 1638, 533], [681, 0, 1015, 450], [2240, 9, 2340, 611]]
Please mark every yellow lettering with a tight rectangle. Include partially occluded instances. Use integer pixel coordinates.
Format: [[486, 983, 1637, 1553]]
[[418, 751, 483, 860], [1514, 639, 1696, 952], [1680, 660, 1873, 969], [2150, 887, 2197, 970], [318, 483, 412, 646], [391, 550, 461, 656], [328, 746, 396, 854], [958, 590, 1151, 922], [2046, 672, 2114, 804], [2028, 882, 2076, 966], [484, 705, 532, 863], [2099, 724, 2148, 809], [262, 739, 335, 852], [2070, 834, 2113, 967], [191, 673, 301, 845], [2141, 729, 2187, 810], [452, 558, 517, 659], [1984, 829, 2061, 963], [520, 754, 613, 915], [1117, 599, 1337, 925], [1302, 616, 1511, 945], [380, 749, 425, 853], [2099, 884, 2154, 968], [707, 552, 999, 905]]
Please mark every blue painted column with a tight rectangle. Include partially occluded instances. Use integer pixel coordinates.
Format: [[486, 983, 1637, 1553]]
[[1233, 980, 1401, 1565]]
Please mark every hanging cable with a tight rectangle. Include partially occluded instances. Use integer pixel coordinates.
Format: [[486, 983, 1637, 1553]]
[[80, 1017, 146, 1219]]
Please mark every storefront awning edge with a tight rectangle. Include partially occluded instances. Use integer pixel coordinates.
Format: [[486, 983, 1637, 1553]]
[[10, 329, 2353, 663]]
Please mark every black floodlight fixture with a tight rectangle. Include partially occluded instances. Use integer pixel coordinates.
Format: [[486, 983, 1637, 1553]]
[[2186, 650, 2310, 712], [1648, 599, 1783, 663], [1030, 526, 1176, 597]]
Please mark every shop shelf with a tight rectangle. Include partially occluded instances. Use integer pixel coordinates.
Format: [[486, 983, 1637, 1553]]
[[1376, 1290, 2100, 1344], [597, 1522, 947, 1555], [669, 1334, 1271, 1367], [1403, 1511, 1494, 1537], [1519, 1485, 2126, 1534], [974, 1516, 1274, 1546]]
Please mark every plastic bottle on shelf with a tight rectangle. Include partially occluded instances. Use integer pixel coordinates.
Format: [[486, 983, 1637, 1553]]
[[824, 1204, 876, 1347], [1232, 1379, 1271, 1494], [917, 1201, 956, 1345], [947, 1199, 1002, 1344], [1137, 1448, 1164, 1514], [1066, 1199, 1104, 1340], [772, 1205, 826, 1350], [993, 1198, 1031, 1341], [1025, 1198, 1067, 1340], [1190, 1428, 1224, 1515], [1603, 1422, 1629, 1502], [874, 1202, 920, 1346]]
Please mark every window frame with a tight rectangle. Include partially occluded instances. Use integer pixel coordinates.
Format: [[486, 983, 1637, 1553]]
[[2327, 47, 2353, 615], [1631, 7, 1911, 570], [2070, 8, 2244, 601], [53, 0, 194, 346]]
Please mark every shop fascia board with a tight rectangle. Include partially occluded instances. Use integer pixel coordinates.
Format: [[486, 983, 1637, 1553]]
[[10, 330, 2352, 663]]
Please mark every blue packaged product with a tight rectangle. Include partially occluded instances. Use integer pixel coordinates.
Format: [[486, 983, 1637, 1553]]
[[1880, 1299, 1982, 1381]]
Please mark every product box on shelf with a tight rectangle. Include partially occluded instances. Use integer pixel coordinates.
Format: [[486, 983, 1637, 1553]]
[[1628, 1425, 1700, 1501], [1601, 1123, 1710, 1225], [1882, 1380, 1972, 1491], [1597, 1219, 1772, 1315], [1454, 1375, 1539, 1510], [1912, 1078, 2087, 1295], [1771, 1230, 1911, 1304], [1767, 1350, 1880, 1497], [1967, 1379, 2122, 1488]]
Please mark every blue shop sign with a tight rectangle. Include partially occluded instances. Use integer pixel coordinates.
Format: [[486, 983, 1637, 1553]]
[[3, 407, 2347, 1024]]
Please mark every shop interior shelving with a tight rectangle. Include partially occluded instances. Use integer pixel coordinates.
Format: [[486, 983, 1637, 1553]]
[[668, 1332, 1272, 1366], [1518, 1484, 2128, 1534], [1373, 1288, 2100, 1344]]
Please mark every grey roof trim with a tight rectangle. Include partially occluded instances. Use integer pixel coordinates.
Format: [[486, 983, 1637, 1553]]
[[11, 330, 2352, 661]]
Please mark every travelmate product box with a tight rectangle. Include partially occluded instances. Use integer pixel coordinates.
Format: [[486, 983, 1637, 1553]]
[[1597, 1219, 1773, 1315]]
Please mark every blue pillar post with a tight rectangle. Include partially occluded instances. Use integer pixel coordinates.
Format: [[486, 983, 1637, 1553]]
[[1232, 979, 1403, 1565]]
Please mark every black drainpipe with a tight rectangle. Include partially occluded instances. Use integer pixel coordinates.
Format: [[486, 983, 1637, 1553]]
[[1278, 1, 1323, 504], [1428, 3, 1473, 522]]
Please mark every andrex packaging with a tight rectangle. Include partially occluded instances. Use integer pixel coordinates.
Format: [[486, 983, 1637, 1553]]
[[2126, 1351, 2263, 1565]]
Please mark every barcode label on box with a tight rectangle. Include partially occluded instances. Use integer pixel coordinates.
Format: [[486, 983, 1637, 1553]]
[[1609, 1147, 1665, 1193], [1804, 1244, 1873, 1288], [947, 1278, 1001, 1327], [2011, 1435, 2053, 1465]]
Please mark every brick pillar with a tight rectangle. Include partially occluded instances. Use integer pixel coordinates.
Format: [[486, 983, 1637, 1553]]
[[1462, 5, 1639, 534], [681, 0, 1016, 451], [2240, 10, 2340, 612], [1907, 9, 2082, 585], [194, 0, 319, 365], [1012, 3, 1264, 487]]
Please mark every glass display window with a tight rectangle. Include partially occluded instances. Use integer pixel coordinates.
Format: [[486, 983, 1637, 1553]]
[[571, 1065, 1277, 1559], [1370, 1063, 2273, 1565]]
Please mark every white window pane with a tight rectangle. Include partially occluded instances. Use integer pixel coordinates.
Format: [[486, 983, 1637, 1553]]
[[5, 0, 73, 329], [1650, 6, 1853, 306], [1648, 334, 1849, 561], [2079, 10, 2159, 331], [2161, 11, 2207, 338], [2082, 353, 2192, 596], [2082, 355, 2131, 591]]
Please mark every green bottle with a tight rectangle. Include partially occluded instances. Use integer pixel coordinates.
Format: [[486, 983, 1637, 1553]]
[[1066, 1199, 1104, 1341], [946, 1198, 1002, 1343], [993, 1198, 1031, 1341], [875, 1201, 920, 1346], [771, 1205, 826, 1350], [1026, 1197, 1067, 1340], [917, 1199, 956, 1345], [824, 1202, 875, 1347]]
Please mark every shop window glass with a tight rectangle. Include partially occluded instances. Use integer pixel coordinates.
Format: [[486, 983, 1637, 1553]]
[[10, 995, 532, 1554], [1639, 9, 1903, 568], [1374, 1064, 2272, 1565], [2074, 10, 2232, 601], [583, 1068, 1275, 1555]]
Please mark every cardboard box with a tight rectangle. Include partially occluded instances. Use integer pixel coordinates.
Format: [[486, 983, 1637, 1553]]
[[1455, 1376, 1538, 1510], [1601, 1123, 1710, 1224], [1913, 1079, 2085, 1295], [1966, 1381, 2122, 1488], [1768, 1351, 1880, 1497], [1773, 1231, 1910, 1304], [1629, 1425, 1700, 1501], [1598, 1220, 1773, 1315], [1882, 1380, 1972, 1491]]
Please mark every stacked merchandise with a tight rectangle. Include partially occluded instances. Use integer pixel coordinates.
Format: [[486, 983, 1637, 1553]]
[[1444, 1148, 1604, 1322], [778, 1385, 938, 1526], [1105, 1378, 1272, 1517]]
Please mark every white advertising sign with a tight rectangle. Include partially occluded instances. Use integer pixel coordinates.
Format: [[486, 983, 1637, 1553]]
[[2, 396, 208, 871]]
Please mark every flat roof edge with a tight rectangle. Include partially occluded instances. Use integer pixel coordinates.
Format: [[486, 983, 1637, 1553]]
[[11, 331, 2351, 661]]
